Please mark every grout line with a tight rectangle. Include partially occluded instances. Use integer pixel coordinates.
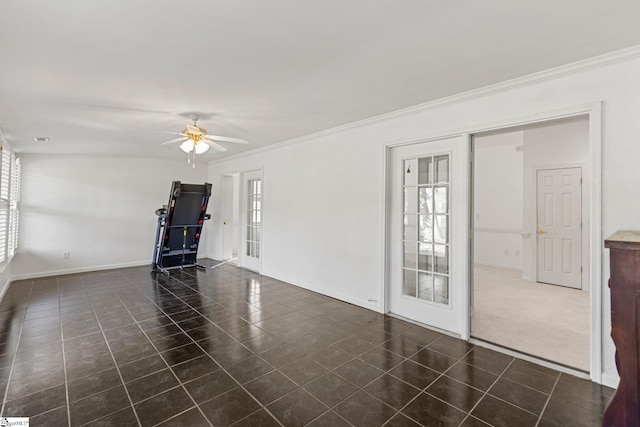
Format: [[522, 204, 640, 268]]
[[136, 271, 252, 425], [164, 267, 369, 426], [57, 277, 73, 427], [227, 408, 285, 427], [299, 334, 459, 426], [489, 370, 558, 395], [172, 268, 287, 427], [0, 262, 594, 427], [384, 346, 476, 426], [471, 377, 556, 420], [87, 281, 143, 427], [303, 408, 355, 427], [0, 280, 33, 417], [535, 373, 561, 427], [436, 342, 560, 424], [149, 406, 200, 426], [457, 356, 516, 427], [9, 268, 391, 427]]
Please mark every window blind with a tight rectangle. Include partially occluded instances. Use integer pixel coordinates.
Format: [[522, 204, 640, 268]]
[[1, 145, 11, 201], [0, 139, 19, 264], [0, 143, 9, 263], [8, 156, 20, 259]]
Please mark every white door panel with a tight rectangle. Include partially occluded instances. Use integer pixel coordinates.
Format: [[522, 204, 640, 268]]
[[536, 167, 581, 288]]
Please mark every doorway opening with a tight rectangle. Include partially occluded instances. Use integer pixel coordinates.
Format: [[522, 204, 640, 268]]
[[221, 174, 240, 265], [239, 169, 263, 273], [470, 115, 590, 372], [220, 169, 263, 273]]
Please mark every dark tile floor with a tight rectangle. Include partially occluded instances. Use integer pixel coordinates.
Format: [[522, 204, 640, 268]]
[[0, 260, 614, 426]]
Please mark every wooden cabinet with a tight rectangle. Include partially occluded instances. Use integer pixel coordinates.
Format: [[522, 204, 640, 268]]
[[603, 231, 640, 427]]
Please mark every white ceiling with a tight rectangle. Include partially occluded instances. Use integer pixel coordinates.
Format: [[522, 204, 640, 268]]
[[2, 1, 640, 163]]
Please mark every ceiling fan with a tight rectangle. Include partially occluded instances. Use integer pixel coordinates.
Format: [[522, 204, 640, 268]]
[[161, 117, 249, 166]]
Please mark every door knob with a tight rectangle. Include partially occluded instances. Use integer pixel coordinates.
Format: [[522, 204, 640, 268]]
[[538, 229, 545, 235]]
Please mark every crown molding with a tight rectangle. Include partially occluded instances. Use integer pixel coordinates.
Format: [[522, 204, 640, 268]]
[[210, 44, 640, 166], [16, 152, 209, 165]]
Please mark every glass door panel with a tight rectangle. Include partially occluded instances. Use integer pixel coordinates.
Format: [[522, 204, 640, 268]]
[[402, 154, 451, 306]]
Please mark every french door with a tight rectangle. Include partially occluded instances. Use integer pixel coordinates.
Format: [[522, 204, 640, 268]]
[[241, 170, 262, 273], [388, 137, 469, 336]]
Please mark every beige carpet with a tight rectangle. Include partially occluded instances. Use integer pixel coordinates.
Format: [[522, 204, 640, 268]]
[[472, 264, 590, 372]]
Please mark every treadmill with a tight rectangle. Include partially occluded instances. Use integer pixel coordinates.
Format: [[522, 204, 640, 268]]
[[152, 181, 212, 274]]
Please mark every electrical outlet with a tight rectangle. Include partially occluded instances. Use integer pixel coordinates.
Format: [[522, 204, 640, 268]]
[[63, 251, 70, 259], [504, 250, 509, 256]]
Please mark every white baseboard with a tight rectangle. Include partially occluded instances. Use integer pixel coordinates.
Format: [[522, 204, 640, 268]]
[[10, 260, 151, 281], [601, 372, 620, 389], [474, 261, 524, 271], [0, 276, 11, 304], [264, 271, 382, 313]]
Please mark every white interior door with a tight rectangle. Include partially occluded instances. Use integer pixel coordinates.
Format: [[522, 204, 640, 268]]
[[388, 137, 469, 336], [240, 170, 262, 273], [536, 167, 582, 289]]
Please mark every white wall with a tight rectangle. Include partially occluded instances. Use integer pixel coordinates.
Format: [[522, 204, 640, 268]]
[[206, 53, 640, 384], [11, 156, 208, 278], [473, 131, 524, 269], [206, 137, 385, 309]]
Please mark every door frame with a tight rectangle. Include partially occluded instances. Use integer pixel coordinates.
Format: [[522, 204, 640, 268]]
[[531, 163, 589, 290], [383, 134, 472, 339], [239, 169, 263, 273], [387, 138, 471, 336], [382, 101, 603, 383], [220, 173, 240, 261]]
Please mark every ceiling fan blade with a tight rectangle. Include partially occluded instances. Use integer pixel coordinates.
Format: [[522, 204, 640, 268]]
[[186, 124, 203, 135], [158, 131, 186, 136], [205, 134, 249, 144], [206, 140, 228, 152], [161, 137, 189, 145]]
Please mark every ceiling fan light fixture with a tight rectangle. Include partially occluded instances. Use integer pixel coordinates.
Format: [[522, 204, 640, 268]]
[[194, 141, 210, 154], [180, 140, 195, 153], [162, 118, 250, 167]]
